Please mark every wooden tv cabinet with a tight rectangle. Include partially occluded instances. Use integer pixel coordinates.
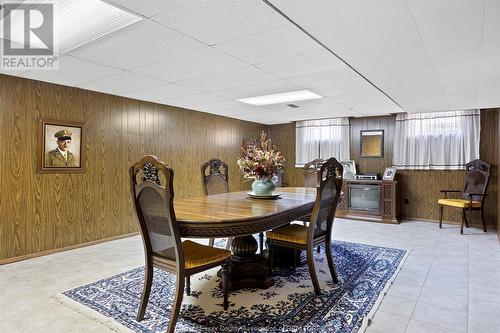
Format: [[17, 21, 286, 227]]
[[336, 179, 399, 224]]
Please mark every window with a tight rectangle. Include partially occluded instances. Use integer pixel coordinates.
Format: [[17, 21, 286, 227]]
[[295, 118, 350, 167], [393, 110, 480, 170]]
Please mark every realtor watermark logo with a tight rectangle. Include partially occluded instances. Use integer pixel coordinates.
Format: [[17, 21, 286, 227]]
[[1, 2, 58, 70]]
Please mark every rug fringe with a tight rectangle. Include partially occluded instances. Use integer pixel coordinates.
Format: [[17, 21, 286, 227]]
[[359, 248, 410, 333], [51, 293, 135, 333]]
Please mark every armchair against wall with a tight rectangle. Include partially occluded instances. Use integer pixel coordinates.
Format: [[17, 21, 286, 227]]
[[438, 159, 491, 234]]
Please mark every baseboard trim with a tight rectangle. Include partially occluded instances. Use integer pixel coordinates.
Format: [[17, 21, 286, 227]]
[[400, 216, 496, 230], [0, 232, 140, 266]]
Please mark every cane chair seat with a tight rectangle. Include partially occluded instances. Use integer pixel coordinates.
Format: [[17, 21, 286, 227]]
[[437, 198, 481, 209], [266, 224, 308, 245], [182, 240, 231, 269]]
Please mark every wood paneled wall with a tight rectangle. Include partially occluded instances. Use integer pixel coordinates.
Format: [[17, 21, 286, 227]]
[[350, 115, 395, 174], [270, 110, 498, 228], [0, 74, 264, 262]]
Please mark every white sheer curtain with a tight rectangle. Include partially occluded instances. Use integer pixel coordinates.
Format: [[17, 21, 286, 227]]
[[393, 110, 480, 170], [296, 120, 320, 166], [295, 118, 350, 166]]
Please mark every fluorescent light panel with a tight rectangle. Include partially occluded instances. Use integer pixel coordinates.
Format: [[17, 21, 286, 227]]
[[237, 90, 322, 106], [5, 0, 142, 53]]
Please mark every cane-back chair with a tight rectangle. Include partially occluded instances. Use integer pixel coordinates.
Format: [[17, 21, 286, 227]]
[[130, 155, 231, 333], [266, 157, 343, 294], [302, 158, 326, 252], [201, 158, 229, 196], [438, 159, 491, 234], [304, 158, 325, 188], [201, 158, 232, 249]]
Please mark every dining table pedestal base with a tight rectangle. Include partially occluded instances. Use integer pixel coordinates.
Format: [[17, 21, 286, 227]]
[[218, 235, 274, 291]]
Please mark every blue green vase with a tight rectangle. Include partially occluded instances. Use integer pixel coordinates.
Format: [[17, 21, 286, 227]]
[[252, 178, 276, 196]]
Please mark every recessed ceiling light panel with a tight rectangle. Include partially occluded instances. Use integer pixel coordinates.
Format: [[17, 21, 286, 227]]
[[237, 90, 322, 106], [4, 0, 142, 53]]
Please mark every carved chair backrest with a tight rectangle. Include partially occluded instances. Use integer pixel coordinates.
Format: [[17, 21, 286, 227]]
[[308, 158, 343, 244], [462, 159, 491, 203], [130, 155, 183, 269], [304, 158, 325, 188], [201, 158, 229, 195]]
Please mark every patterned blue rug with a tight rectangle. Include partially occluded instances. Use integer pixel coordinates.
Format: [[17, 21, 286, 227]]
[[60, 241, 406, 333]]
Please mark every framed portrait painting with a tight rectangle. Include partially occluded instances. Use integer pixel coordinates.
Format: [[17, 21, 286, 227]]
[[340, 160, 357, 179], [38, 119, 84, 173]]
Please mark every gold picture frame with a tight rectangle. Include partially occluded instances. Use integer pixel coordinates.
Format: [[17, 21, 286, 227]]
[[38, 118, 84, 173], [360, 130, 384, 158]]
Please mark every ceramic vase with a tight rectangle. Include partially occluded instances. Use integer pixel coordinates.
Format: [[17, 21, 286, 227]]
[[251, 178, 276, 196]]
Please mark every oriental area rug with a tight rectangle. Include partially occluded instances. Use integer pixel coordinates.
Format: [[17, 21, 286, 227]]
[[57, 240, 407, 333]]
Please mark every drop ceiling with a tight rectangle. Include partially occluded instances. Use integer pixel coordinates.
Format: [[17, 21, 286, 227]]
[[3, 0, 499, 125]]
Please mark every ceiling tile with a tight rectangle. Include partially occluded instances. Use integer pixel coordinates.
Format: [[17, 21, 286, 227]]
[[483, 0, 500, 44], [208, 106, 262, 117], [123, 84, 202, 103], [333, 0, 415, 31], [478, 41, 500, 107], [446, 93, 478, 107], [134, 47, 247, 82], [159, 93, 227, 108], [406, 0, 481, 18], [257, 49, 345, 78], [0, 69, 27, 76], [427, 47, 481, 65], [311, 81, 374, 97], [107, 0, 181, 18], [480, 42, 500, 76], [436, 67, 480, 86], [189, 100, 254, 112], [236, 111, 290, 125], [213, 79, 303, 99], [152, 1, 286, 45], [19, 55, 121, 87], [78, 72, 166, 95], [69, 20, 205, 70], [214, 25, 321, 65], [355, 22, 427, 61], [177, 66, 278, 92], [287, 68, 363, 88], [477, 86, 500, 108], [412, 1, 484, 52]]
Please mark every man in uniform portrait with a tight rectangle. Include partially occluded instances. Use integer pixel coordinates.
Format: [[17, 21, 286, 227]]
[[45, 129, 78, 167]]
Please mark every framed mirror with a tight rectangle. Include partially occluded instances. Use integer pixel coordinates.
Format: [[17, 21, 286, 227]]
[[360, 130, 384, 158]]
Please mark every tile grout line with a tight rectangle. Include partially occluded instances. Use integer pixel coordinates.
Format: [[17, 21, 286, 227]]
[[405, 228, 471, 333], [403, 243, 434, 332]]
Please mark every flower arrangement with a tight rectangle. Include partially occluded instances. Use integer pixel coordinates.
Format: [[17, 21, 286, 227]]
[[237, 131, 285, 180]]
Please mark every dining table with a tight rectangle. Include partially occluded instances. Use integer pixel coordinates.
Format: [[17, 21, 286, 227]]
[[174, 187, 317, 290]]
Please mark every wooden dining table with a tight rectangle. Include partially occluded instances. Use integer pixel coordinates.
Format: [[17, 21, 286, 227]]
[[174, 187, 317, 290]]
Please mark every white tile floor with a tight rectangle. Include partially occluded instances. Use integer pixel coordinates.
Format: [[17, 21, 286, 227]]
[[0, 219, 499, 333]]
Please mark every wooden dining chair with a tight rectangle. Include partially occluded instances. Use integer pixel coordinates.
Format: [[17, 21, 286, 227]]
[[302, 158, 325, 252], [266, 157, 343, 294], [201, 158, 232, 249], [130, 155, 231, 333], [438, 159, 491, 234], [304, 158, 325, 188]]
